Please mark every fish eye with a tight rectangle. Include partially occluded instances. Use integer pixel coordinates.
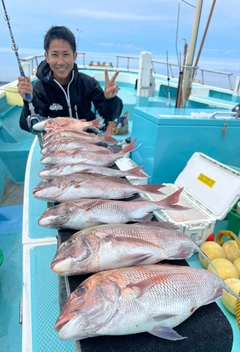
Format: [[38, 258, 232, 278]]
[[65, 237, 78, 246], [66, 239, 73, 245], [76, 286, 86, 296], [46, 178, 54, 182]]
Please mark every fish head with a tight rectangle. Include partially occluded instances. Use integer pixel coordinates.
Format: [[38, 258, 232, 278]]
[[51, 233, 101, 275], [32, 177, 68, 200], [41, 145, 54, 155], [32, 119, 47, 131], [40, 153, 53, 165], [43, 119, 59, 130], [55, 273, 121, 340], [38, 202, 76, 228], [38, 167, 57, 178]]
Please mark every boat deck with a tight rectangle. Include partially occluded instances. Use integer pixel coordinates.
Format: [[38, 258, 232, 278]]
[[0, 204, 23, 351]]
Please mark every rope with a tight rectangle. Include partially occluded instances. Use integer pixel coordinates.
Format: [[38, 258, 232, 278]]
[[237, 290, 240, 329], [216, 230, 240, 250]]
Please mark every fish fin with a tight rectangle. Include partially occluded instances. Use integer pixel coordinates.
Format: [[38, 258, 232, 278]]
[[104, 125, 119, 143], [77, 199, 107, 211], [122, 253, 153, 266], [130, 197, 147, 202], [157, 188, 191, 211], [137, 221, 180, 230], [133, 214, 154, 222], [123, 165, 148, 178], [92, 117, 104, 127], [167, 244, 194, 260], [104, 176, 130, 184], [107, 235, 160, 251], [137, 184, 166, 194], [149, 325, 187, 341], [119, 138, 137, 155]]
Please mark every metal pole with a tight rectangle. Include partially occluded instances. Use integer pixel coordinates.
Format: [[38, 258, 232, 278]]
[[181, 0, 203, 107]]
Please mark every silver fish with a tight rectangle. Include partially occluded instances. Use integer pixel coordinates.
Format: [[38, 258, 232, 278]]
[[40, 139, 137, 167], [38, 188, 188, 230], [33, 175, 165, 202], [51, 221, 212, 275], [38, 163, 147, 179], [54, 264, 239, 341]]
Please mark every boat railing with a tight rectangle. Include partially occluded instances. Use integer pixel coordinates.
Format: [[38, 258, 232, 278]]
[[20, 52, 87, 75], [151, 59, 234, 90], [20, 54, 44, 75], [199, 68, 233, 90], [19, 53, 234, 91], [116, 55, 139, 71]]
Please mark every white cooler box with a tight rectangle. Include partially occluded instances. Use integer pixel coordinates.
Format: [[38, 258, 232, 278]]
[[140, 152, 240, 245]]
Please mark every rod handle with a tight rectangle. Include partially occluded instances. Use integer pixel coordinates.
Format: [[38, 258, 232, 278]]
[[20, 71, 31, 101]]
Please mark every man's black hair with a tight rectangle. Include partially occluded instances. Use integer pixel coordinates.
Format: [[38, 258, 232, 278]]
[[44, 26, 77, 53]]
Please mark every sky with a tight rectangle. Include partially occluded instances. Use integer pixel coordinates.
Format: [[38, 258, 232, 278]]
[[0, 0, 240, 87]]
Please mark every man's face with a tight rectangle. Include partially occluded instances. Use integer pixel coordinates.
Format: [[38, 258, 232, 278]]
[[45, 39, 77, 85]]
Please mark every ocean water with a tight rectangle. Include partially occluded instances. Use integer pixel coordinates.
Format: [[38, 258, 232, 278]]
[[0, 51, 239, 90]]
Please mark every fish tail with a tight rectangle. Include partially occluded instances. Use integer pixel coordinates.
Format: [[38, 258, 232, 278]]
[[104, 125, 119, 143], [138, 184, 166, 194], [92, 117, 105, 128], [125, 166, 147, 178], [119, 138, 137, 155], [157, 188, 190, 210]]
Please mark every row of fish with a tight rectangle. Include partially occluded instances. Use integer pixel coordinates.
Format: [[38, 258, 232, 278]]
[[33, 117, 238, 343]]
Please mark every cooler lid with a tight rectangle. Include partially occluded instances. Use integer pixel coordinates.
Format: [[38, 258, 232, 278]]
[[175, 152, 240, 219]]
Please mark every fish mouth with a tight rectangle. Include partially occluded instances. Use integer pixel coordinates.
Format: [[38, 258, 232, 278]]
[[54, 311, 77, 332], [51, 257, 68, 274], [32, 187, 41, 196]]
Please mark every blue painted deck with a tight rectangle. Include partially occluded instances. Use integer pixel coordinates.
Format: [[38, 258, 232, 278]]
[[0, 204, 23, 352]]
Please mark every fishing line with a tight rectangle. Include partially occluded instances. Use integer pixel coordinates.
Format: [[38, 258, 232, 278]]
[[1, 0, 34, 109]]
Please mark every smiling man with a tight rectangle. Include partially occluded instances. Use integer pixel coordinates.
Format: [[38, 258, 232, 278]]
[[17, 26, 123, 132]]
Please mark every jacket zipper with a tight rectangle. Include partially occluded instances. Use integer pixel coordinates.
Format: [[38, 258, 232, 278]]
[[74, 105, 79, 119], [54, 71, 74, 117]]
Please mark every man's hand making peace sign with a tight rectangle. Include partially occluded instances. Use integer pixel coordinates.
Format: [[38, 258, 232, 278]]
[[104, 69, 120, 99]]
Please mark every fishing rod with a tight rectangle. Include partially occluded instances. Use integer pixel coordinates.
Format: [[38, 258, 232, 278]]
[[1, 0, 45, 144], [176, 41, 188, 108], [1, 0, 34, 112]]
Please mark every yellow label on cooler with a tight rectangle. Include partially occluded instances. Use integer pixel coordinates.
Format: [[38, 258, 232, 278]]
[[197, 173, 216, 188]]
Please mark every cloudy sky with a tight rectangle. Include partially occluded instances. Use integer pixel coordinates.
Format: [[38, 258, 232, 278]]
[[0, 0, 239, 84]]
